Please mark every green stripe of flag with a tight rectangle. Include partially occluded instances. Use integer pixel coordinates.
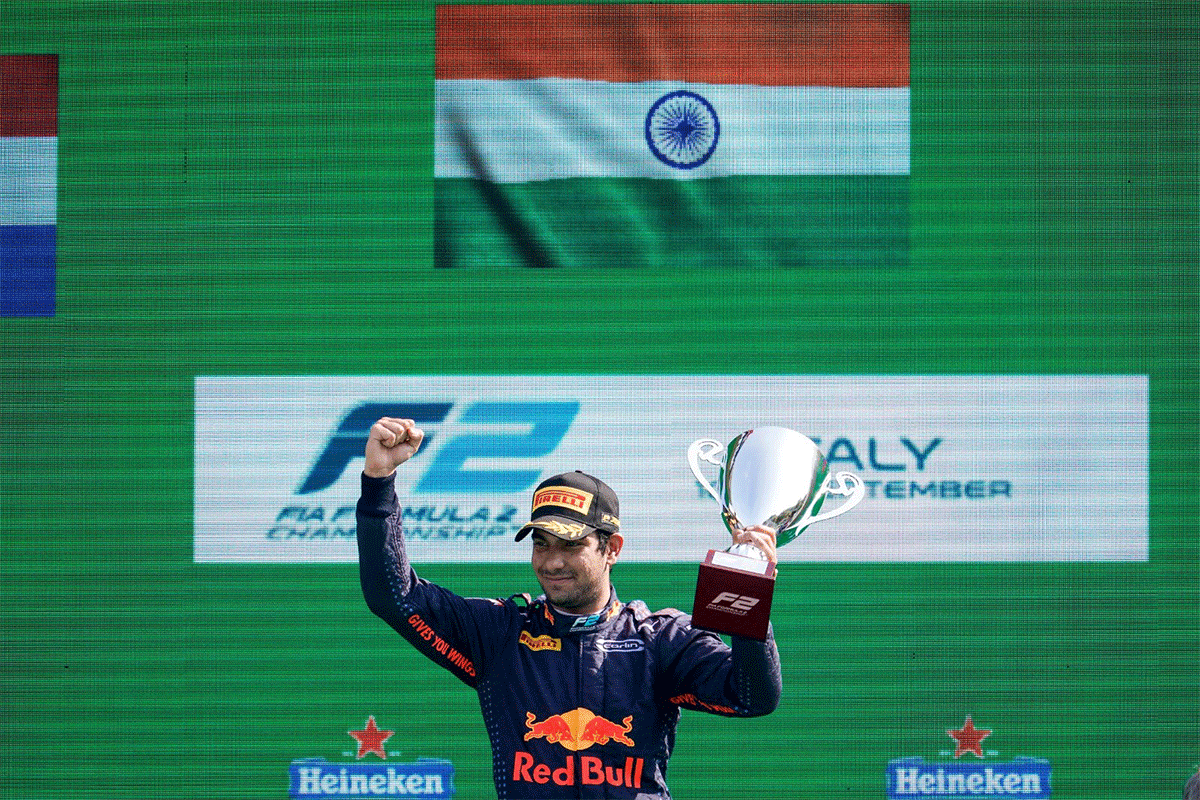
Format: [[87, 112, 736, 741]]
[[435, 175, 908, 270]]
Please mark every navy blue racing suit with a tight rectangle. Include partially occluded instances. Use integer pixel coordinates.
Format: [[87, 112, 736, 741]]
[[357, 473, 782, 799]]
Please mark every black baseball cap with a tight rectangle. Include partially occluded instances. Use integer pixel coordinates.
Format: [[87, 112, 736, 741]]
[[514, 471, 621, 542]]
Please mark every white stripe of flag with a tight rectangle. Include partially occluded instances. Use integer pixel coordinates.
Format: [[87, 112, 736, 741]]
[[0, 137, 57, 225], [435, 78, 909, 183]]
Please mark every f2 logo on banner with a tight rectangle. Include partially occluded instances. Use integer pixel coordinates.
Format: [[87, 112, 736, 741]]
[[298, 401, 580, 495]]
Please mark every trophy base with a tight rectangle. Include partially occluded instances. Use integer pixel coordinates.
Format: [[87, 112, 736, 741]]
[[691, 550, 776, 641]]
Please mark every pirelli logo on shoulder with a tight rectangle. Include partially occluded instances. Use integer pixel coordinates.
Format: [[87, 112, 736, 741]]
[[532, 487, 593, 515], [520, 631, 562, 652]]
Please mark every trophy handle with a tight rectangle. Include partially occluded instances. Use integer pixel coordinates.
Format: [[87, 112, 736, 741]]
[[688, 438, 727, 507], [803, 472, 866, 526]]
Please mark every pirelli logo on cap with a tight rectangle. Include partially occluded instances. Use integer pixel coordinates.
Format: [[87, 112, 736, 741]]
[[532, 486, 593, 515]]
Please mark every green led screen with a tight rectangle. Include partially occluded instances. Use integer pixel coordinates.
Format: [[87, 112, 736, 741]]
[[1, 2, 1196, 798]]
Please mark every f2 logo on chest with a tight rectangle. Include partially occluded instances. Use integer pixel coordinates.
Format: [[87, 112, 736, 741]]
[[707, 592, 760, 614]]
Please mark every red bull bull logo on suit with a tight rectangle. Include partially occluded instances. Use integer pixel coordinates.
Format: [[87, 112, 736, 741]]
[[515, 708, 645, 789]]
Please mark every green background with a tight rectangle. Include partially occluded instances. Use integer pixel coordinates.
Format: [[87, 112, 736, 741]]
[[2, 2, 1196, 798]]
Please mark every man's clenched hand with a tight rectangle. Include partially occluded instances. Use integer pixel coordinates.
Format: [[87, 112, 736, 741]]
[[364, 417, 424, 478]]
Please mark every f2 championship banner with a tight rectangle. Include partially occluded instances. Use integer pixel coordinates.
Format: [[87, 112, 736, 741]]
[[195, 374, 1147, 564]]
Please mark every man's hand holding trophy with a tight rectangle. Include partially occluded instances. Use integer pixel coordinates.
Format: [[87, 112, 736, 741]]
[[688, 426, 866, 640]]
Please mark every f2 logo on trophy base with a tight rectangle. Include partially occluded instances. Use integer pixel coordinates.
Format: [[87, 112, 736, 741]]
[[688, 426, 865, 641], [710, 592, 759, 613], [692, 554, 777, 640]]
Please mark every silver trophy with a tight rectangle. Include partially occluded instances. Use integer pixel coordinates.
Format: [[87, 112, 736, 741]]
[[687, 426, 865, 639], [688, 425, 865, 556]]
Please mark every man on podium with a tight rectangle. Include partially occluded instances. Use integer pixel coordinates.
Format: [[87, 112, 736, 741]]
[[356, 416, 782, 799]]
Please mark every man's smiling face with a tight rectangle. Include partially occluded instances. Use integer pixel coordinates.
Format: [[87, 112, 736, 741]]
[[530, 529, 622, 615]]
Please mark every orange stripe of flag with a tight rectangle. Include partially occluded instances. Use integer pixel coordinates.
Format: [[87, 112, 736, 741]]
[[436, 4, 908, 88]]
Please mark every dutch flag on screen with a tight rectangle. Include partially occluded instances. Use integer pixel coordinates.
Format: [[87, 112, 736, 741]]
[[1, 54, 57, 317]]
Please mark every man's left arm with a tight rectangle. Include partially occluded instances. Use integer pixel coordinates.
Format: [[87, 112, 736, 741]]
[[728, 628, 783, 715], [659, 523, 782, 716], [658, 618, 782, 717]]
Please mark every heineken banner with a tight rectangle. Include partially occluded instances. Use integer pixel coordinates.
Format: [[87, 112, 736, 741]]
[[195, 374, 1148, 564]]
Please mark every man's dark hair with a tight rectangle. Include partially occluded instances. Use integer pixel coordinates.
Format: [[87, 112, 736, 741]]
[[595, 529, 613, 553]]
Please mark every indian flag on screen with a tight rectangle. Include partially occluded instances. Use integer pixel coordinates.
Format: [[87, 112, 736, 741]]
[[1, 55, 57, 316], [435, 4, 909, 269]]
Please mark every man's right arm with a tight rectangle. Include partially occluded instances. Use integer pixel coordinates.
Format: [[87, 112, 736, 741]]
[[357, 416, 426, 619], [355, 418, 516, 686], [356, 470, 417, 617]]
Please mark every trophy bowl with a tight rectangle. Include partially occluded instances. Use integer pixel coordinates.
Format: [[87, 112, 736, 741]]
[[688, 426, 865, 549]]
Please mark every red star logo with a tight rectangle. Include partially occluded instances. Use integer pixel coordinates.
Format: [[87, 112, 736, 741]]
[[349, 716, 394, 760], [947, 715, 992, 759]]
